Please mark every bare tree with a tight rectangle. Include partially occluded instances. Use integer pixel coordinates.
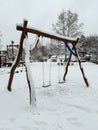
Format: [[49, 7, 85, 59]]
[[52, 10, 83, 60], [52, 10, 83, 37]]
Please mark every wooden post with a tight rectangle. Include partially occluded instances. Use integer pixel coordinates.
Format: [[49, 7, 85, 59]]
[[74, 46, 89, 87], [63, 53, 72, 81], [7, 20, 28, 91], [25, 67, 32, 104], [63, 42, 89, 87]]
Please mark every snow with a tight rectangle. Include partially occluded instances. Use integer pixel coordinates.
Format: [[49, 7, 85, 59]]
[[0, 62, 98, 130], [24, 37, 36, 107]]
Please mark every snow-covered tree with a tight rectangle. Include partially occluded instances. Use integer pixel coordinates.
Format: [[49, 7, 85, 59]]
[[52, 10, 83, 37], [79, 35, 98, 61]]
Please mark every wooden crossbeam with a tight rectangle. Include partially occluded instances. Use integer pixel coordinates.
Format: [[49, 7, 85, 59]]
[[16, 21, 79, 44]]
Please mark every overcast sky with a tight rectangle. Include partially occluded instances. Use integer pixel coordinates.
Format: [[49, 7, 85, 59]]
[[0, 0, 98, 46]]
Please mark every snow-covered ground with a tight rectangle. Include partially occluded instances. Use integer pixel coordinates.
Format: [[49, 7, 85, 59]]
[[0, 62, 98, 130]]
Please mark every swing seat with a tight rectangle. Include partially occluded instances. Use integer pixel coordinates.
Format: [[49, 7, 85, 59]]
[[42, 84, 51, 88], [58, 81, 65, 84]]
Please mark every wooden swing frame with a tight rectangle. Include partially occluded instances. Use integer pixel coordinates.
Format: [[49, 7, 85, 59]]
[[7, 20, 89, 93]]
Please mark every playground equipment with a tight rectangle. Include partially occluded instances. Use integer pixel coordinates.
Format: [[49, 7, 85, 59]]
[[0, 41, 20, 67], [0, 51, 7, 67], [7, 20, 89, 104]]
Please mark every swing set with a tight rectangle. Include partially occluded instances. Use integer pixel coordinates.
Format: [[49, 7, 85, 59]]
[[7, 20, 89, 93]]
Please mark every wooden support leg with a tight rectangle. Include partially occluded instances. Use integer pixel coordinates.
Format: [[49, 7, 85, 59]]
[[25, 67, 31, 104], [74, 47, 89, 87], [63, 53, 72, 81], [7, 20, 28, 91]]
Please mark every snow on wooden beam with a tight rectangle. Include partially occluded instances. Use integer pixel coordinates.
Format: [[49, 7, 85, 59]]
[[16, 20, 79, 44]]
